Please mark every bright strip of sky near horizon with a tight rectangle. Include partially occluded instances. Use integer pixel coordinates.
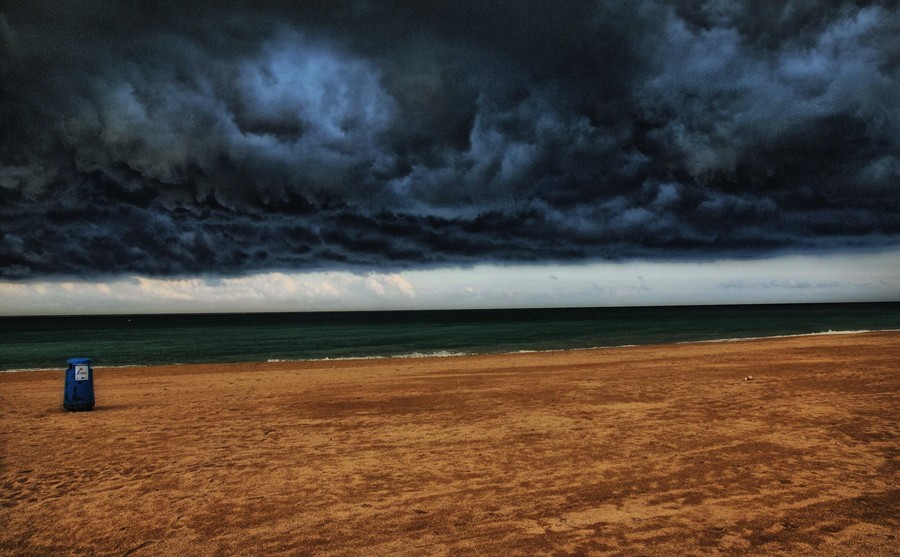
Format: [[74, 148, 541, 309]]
[[2, 249, 897, 315]]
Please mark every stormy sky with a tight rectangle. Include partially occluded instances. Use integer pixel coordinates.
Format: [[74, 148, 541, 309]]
[[1, 1, 899, 311]]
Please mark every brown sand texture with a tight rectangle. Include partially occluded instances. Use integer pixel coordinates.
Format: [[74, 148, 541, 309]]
[[1, 332, 898, 556]]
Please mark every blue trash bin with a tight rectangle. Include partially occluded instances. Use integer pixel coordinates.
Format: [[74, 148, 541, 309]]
[[63, 357, 95, 411]]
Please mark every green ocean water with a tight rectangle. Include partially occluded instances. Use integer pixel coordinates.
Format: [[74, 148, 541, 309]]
[[1, 303, 898, 371]]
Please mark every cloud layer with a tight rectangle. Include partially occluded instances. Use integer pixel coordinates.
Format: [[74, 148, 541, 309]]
[[1, 1, 898, 278]]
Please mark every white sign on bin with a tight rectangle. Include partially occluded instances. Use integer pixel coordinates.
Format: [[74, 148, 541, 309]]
[[74, 365, 89, 381]]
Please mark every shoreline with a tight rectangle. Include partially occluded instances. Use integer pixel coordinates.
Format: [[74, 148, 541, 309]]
[[2, 327, 897, 374]]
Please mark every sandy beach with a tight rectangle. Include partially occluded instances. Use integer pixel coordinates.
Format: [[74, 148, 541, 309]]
[[1, 332, 898, 556]]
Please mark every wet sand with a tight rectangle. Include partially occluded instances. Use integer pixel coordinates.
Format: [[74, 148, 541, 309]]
[[1, 332, 898, 556]]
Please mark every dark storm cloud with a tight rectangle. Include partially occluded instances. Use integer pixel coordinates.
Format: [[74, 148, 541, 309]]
[[1, 0, 898, 278]]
